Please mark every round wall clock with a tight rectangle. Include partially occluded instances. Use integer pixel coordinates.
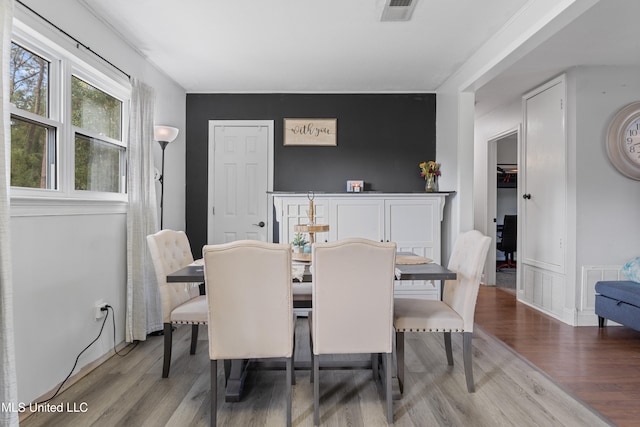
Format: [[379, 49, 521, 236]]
[[606, 101, 640, 180]]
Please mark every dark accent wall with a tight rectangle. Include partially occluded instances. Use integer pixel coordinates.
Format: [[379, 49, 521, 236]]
[[185, 93, 436, 251]]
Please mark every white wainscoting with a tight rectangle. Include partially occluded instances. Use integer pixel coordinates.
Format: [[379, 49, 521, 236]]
[[520, 264, 567, 322], [578, 265, 624, 326]]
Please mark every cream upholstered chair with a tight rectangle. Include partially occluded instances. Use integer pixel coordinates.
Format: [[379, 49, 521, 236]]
[[394, 230, 491, 393], [203, 240, 294, 427], [310, 238, 397, 425], [146, 230, 207, 378]]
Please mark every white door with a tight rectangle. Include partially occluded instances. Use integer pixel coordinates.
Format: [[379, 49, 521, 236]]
[[522, 77, 566, 272], [208, 121, 274, 244]]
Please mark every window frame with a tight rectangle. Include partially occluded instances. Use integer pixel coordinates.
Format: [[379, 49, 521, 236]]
[[10, 17, 131, 209], [69, 70, 128, 195]]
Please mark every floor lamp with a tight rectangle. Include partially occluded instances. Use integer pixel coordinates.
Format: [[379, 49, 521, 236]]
[[154, 125, 179, 229]]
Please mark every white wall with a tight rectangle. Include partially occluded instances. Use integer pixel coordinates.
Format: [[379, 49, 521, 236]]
[[11, 0, 186, 403], [571, 66, 640, 321], [572, 66, 640, 264], [11, 212, 127, 402]]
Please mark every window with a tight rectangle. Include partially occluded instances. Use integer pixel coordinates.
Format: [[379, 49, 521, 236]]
[[10, 116, 55, 189], [9, 42, 55, 190], [74, 134, 124, 193], [72, 76, 125, 193], [9, 22, 130, 202], [71, 76, 121, 139]]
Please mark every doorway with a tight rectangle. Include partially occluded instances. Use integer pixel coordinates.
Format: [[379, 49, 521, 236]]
[[207, 120, 274, 244], [487, 127, 519, 293]]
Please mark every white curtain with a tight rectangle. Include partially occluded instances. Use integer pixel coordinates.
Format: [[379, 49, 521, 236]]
[[125, 78, 162, 342], [0, 0, 19, 425]]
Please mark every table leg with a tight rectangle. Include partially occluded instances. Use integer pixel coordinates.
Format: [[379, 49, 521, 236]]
[[381, 348, 403, 400], [225, 359, 249, 402]]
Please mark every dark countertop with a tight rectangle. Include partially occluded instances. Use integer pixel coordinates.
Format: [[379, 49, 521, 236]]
[[268, 191, 454, 195]]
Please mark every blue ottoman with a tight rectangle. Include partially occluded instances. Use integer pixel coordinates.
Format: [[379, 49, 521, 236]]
[[595, 281, 640, 331]]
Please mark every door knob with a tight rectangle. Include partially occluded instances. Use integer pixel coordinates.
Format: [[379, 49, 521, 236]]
[[523, 194, 532, 200], [253, 221, 266, 228]]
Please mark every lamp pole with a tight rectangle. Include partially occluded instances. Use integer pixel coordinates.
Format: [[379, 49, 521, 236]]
[[154, 125, 179, 230], [158, 140, 169, 229]]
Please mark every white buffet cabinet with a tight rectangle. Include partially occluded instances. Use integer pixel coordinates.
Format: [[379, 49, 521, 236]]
[[272, 193, 448, 300]]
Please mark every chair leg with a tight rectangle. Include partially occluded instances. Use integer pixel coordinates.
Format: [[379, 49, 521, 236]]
[[211, 359, 218, 427], [463, 332, 475, 393], [313, 354, 320, 425], [309, 320, 314, 383], [385, 352, 393, 424], [444, 331, 453, 366], [291, 327, 296, 385], [396, 331, 405, 395], [162, 323, 173, 378], [190, 324, 199, 355], [286, 356, 292, 427]]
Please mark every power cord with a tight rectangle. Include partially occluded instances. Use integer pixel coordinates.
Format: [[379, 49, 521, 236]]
[[32, 304, 138, 405], [106, 305, 138, 356]]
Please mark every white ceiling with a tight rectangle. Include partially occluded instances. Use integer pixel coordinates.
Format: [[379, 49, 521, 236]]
[[80, 0, 639, 115], [80, 0, 529, 92], [475, 0, 640, 117]]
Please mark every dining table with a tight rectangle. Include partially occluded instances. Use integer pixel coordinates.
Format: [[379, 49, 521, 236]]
[[166, 252, 456, 402]]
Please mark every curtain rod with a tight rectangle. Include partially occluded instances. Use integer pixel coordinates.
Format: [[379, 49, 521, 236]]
[[15, 0, 131, 80]]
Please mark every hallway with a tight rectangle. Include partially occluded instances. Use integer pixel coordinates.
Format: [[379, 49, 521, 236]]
[[474, 285, 640, 427]]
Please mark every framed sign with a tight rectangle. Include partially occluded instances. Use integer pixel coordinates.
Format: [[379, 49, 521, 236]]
[[283, 118, 337, 146]]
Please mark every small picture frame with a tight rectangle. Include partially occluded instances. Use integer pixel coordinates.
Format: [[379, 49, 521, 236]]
[[346, 180, 364, 192], [283, 118, 337, 146]]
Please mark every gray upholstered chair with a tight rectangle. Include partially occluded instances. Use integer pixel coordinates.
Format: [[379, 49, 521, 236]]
[[310, 238, 397, 425], [203, 240, 294, 427], [147, 229, 208, 378], [394, 230, 491, 393]]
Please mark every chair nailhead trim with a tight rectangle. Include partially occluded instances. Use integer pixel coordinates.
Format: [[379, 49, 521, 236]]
[[172, 321, 207, 325]]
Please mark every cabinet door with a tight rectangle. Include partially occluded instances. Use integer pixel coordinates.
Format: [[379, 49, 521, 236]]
[[279, 197, 330, 245], [329, 198, 385, 242], [385, 198, 440, 263], [386, 198, 442, 300]]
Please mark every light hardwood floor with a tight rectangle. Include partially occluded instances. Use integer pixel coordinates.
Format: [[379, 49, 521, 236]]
[[21, 308, 612, 427]]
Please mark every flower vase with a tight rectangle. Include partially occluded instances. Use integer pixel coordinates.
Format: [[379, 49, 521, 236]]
[[425, 175, 438, 192]]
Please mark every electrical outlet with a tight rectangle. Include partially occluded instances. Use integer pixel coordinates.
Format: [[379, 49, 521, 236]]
[[94, 301, 108, 320]]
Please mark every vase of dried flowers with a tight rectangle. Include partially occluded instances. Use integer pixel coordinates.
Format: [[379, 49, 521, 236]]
[[420, 161, 441, 192]]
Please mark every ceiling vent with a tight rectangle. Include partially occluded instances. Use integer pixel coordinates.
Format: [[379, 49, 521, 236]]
[[381, 0, 417, 22]]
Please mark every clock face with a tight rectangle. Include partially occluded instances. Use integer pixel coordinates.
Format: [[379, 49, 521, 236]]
[[606, 102, 640, 180], [623, 117, 640, 165]]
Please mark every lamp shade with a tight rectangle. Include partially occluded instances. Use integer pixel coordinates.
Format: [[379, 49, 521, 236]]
[[154, 125, 179, 143]]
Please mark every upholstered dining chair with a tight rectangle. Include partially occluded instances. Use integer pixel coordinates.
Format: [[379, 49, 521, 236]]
[[203, 240, 294, 427], [394, 230, 491, 393], [147, 229, 207, 378], [310, 238, 397, 425]]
